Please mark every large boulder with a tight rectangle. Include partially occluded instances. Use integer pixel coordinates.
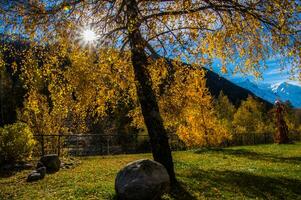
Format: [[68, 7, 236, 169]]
[[115, 159, 170, 200], [40, 154, 61, 173]]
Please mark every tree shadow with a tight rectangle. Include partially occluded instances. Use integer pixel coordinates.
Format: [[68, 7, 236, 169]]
[[167, 181, 197, 200], [195, 147, 301, 164], [0, 162, 34, 178], [0, 170, 17, 178], [178, 168, 301, 199], [111, 181, 196, 200]]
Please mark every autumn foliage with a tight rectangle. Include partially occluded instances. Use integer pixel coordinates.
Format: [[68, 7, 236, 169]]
[[0, 40, 231, 148]]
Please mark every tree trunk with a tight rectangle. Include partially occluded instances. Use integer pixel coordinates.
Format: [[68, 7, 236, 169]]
[[125, 0, 176, 183]]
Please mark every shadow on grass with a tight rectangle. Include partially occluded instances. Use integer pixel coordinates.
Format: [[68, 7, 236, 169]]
[[176, 168, 301, 199], [111, 181, 196, 200], [195, 147, 301, 164], [167, 181, 197, 200], [0, 170, 17, 178]]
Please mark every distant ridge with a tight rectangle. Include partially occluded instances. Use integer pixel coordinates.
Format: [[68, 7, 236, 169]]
[[236, 79, 301, 108], [203, 68, 273, 108]]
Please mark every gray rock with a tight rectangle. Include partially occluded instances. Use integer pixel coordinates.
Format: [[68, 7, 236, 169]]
[[36, 167, 46, 178], [60, 162, 74, 169], [115, 159, 170, 200], [40, 154, 61, 173], [16, 162, 34, 170], [27, 171, 43, 182], [23, 163, 34, 170], [36, 161, 44, 169], [65, 165, 71, 169], [26, 166, 47, 182]]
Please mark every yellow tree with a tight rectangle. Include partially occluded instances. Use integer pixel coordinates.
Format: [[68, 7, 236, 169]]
[[233, 95, 273, 144], [1, 0, 300, 182], [130, 59, 230, 147], [17, 43, 135, 153], [18, 44, 223, 149], [172, 71, 230, 147], [214, 91, 236, 144]]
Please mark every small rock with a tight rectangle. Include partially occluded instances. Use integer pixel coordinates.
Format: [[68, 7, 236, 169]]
[[60, 162, 74, 169], [27, 172, 42, 182], [14, 163, 22, 169], [15, 162, 34, 170], [65, 162, 74, 166], [36, 167, 46, 178], [36, 161, 44, 169], [23, 163, 34, 170], [115, 159, 170, 200], [40, 154, 61, 173]]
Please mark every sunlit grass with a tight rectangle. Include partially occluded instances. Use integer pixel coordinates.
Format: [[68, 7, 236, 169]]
[[1, 143, 300, 200]]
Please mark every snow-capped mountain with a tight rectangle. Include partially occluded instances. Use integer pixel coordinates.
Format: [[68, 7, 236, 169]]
[[270, 82, 301, 107], [237, 79, 301, 108]]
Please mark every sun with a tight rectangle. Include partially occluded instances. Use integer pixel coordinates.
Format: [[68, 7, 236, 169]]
[[76, 27, 99, 49], [82, 29, 98, 42]]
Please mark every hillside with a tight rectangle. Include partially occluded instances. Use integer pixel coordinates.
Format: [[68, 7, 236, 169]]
[[203, 68, 273, 107]]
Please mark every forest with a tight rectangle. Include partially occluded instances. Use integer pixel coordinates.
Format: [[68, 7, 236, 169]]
[[1, 38, 300, 163]]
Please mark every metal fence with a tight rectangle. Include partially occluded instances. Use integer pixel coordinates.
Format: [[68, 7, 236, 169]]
[[34, 131, 301, 157], [227, 131, 301, 146], [33, 133, 185, 156]]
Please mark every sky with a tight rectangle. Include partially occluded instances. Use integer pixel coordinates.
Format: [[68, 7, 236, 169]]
[[210, 58, 301, 87]]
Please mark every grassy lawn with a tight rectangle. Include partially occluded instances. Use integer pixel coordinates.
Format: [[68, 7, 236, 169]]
[[1, 143, 301, 200]]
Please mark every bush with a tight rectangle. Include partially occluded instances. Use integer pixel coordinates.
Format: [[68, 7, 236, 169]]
[[0, 122, 36, 165]]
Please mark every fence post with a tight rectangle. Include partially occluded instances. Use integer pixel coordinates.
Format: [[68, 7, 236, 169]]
[[134, 133, 138, 153], [107, 136, 110, 155], [241, 134, 243, 145], [76, 135, 79, 156], [41, 135, 45, 156], [58, 134, 61, 157]]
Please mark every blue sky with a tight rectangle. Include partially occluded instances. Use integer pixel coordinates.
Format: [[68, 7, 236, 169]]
[[210, 58, 301, 87]]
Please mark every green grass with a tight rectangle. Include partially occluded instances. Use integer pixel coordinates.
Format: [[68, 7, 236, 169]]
[[1, 143, 301, 200]]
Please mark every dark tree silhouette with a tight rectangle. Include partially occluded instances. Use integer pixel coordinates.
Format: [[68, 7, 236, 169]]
[[274, 100, 289, 144]]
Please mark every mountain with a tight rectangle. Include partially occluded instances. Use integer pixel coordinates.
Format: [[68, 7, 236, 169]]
[[270, 82, 301, 108], [237, 79, 301, 108], [203, 69, 273, 107]]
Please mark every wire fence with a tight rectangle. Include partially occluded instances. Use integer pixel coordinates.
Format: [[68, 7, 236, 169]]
[[33, 133, 186, 157], [33, 131, 301, 157]]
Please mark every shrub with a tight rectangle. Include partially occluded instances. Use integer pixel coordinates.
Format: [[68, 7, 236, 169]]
[[0, 122, 36, 165]]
